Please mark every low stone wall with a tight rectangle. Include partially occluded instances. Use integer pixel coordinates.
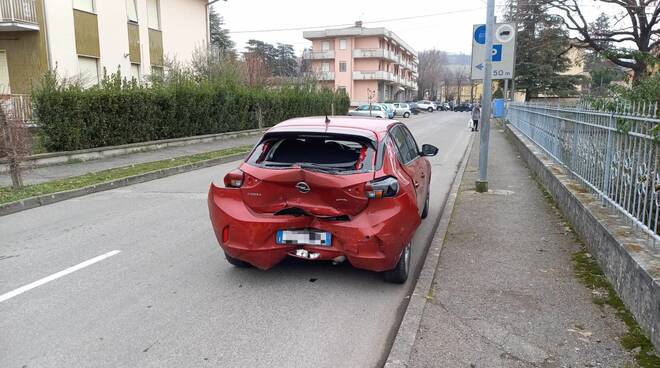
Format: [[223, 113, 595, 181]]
[[504, 122, 660, 351], [0, 128, 263, 173]]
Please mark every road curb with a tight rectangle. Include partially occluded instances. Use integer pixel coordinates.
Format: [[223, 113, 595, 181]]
[[384, 133, 475, 368], [0, 152, 247, 217]]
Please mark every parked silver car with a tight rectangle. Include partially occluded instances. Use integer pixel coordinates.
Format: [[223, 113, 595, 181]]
[[415, 100, 437, 112], [392, 103, 412, 118], [347, 104, 388, 118]]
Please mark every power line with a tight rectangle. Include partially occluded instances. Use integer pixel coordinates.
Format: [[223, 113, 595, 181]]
[[228, 7, 484, 34]]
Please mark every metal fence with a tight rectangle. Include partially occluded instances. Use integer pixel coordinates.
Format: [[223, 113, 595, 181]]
[[507, 101, 660, 242], [1, 94, 32, 124]]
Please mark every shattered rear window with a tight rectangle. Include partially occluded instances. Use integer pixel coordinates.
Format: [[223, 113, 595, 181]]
[[246, 132, 376, 174]]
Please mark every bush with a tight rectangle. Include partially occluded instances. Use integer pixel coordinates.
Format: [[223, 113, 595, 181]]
[[32, 71, 350, 152]]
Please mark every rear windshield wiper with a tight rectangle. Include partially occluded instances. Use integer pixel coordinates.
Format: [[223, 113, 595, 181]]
[[298, 163, 341, 173], [261, 162, 294, 167]]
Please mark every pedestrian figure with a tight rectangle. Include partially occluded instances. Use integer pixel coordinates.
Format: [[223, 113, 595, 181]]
[[471, 103, 481, 132]]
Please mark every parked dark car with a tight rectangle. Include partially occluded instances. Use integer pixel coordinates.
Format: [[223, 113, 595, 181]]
[[453, 104, 473, 112]]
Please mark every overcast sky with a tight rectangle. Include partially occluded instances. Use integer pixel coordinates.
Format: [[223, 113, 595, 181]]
[[213, 1, 616, 56]]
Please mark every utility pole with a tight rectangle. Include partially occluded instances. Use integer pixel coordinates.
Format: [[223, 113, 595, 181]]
[[476, 0, 495, 193]]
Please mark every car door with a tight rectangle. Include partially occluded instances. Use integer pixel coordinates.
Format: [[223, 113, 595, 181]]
[[370, 104, 382, 117], [389, 125, 425, 214], [400, 125, 429, 209], [352, 105, 368, 117]]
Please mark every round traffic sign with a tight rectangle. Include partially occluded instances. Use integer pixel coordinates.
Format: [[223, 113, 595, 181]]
[[495, 24, 515, 44], [474, 25, 486, 45]]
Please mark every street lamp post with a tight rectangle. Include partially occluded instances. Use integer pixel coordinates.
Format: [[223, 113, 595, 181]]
[[476, 0, 495, 193]]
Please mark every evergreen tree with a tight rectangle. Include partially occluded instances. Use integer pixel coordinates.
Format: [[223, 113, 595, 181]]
[[583, 13, 624, 95], [505, 0, 583, 100], [209, 7, 235, 58]]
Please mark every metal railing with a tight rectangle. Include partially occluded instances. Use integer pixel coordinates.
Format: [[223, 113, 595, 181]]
[[0, 0, 38, 25], [507, 101, 660, 242], [1, 94, 32, 123]]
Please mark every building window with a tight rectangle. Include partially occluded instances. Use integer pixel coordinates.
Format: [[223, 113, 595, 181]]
[[0, 51, 10, 94], [126, 0, 138, 22], [339, 39, 347, 50], [321, 62, 330, 72], [78, 56, 99, 88], [130, 63, 141, 82], [321, 41, 330, 51], [339, 62, 347, 72], [73, 0, 95, 13], [147, 0, 160, 30], [151, 65, 164, 76]]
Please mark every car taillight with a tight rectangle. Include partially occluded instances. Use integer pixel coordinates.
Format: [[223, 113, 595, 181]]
[[223, 169, 244, 188], [365, 177, 399, 199]]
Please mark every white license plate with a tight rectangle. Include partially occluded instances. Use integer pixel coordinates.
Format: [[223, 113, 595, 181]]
[[276, 230, 332, 246]]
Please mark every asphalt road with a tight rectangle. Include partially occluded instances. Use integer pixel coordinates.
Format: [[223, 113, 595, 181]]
[[0, 112, 472, 368]]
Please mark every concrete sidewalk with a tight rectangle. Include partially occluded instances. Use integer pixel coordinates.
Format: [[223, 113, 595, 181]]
[[0, 135, 259, 187], [408, 126, 636, 367]]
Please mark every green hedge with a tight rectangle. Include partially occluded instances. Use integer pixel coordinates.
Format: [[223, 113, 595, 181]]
[[32, 73, 350, 152]]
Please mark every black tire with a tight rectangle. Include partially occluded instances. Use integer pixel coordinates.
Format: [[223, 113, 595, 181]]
[[376, 116, 382, 118], [427, 107, 434, 112], [224, 252, 251, 268], [384, 242, 411, 283], [403, 112, 410, 118], [421, 193, 429, 219]]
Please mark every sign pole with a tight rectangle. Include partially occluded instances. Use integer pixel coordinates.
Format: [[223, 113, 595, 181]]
[[476, 0, 495, 193], [504, 79, 509, 100]]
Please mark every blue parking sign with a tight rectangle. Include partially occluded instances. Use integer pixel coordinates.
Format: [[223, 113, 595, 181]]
[[491, 44, 502, 62]]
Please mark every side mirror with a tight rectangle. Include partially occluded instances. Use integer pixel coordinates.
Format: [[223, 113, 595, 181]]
[[421, 144, 438, 157]]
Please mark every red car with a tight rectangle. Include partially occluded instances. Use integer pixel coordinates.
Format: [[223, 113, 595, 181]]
[[208, 116, 437, 283]]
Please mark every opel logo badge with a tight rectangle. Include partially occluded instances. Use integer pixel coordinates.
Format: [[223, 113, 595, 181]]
[[296, 181, 311, 193]]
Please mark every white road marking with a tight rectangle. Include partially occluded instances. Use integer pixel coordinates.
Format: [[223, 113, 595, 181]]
[[0, 250, 121, 303]]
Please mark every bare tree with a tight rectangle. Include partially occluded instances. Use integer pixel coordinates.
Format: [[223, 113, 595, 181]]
[[453, 64, 470, 104], [548, 0, 660, 83], [241, 53, 271, 87], [417, 49, 449, 99], [0, 102, 30, 189]]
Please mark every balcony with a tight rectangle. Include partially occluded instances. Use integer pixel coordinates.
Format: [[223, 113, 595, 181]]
[[0, 0, 39, 31], [352, 48, 399, 64], [316, 71, 335, 81], [352, 70, 394, 82], [303, 50, 335, 60]]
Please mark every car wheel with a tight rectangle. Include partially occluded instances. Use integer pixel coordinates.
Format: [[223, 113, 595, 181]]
[[224, 251, 252, 268], [376, 116, 382, 118], [427, 107, 433, 112], [403, 112, 410, 118], [421, 193, 429, 219], [384, 241, 411, 283]]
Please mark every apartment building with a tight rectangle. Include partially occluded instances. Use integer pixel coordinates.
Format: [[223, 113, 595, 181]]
[[303, 22, 418, 106], [0, 0, 208, 112]]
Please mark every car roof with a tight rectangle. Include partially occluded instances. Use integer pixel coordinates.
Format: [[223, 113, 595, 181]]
[[267, 116, 399, 139]]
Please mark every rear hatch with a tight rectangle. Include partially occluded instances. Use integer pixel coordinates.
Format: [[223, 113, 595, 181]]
[[240, 131, 377, 217]]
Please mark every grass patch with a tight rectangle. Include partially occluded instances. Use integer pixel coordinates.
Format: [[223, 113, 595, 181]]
[[0, 145, 251, 205], [573, 249, 660, 367]]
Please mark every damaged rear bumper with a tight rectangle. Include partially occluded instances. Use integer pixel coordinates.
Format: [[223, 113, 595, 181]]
[[208, 184, 420, 272]]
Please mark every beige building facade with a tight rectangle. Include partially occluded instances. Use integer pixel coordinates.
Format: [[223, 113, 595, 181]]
[[0, 0, 209, 96]]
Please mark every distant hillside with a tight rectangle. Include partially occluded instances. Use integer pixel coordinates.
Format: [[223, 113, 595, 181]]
[[446, 53, 470, 65]]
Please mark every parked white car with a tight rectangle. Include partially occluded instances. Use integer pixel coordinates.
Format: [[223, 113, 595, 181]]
[[347, 104, 388, 118], [416, 100, 437, 112], [392, 103, 412, 118]]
